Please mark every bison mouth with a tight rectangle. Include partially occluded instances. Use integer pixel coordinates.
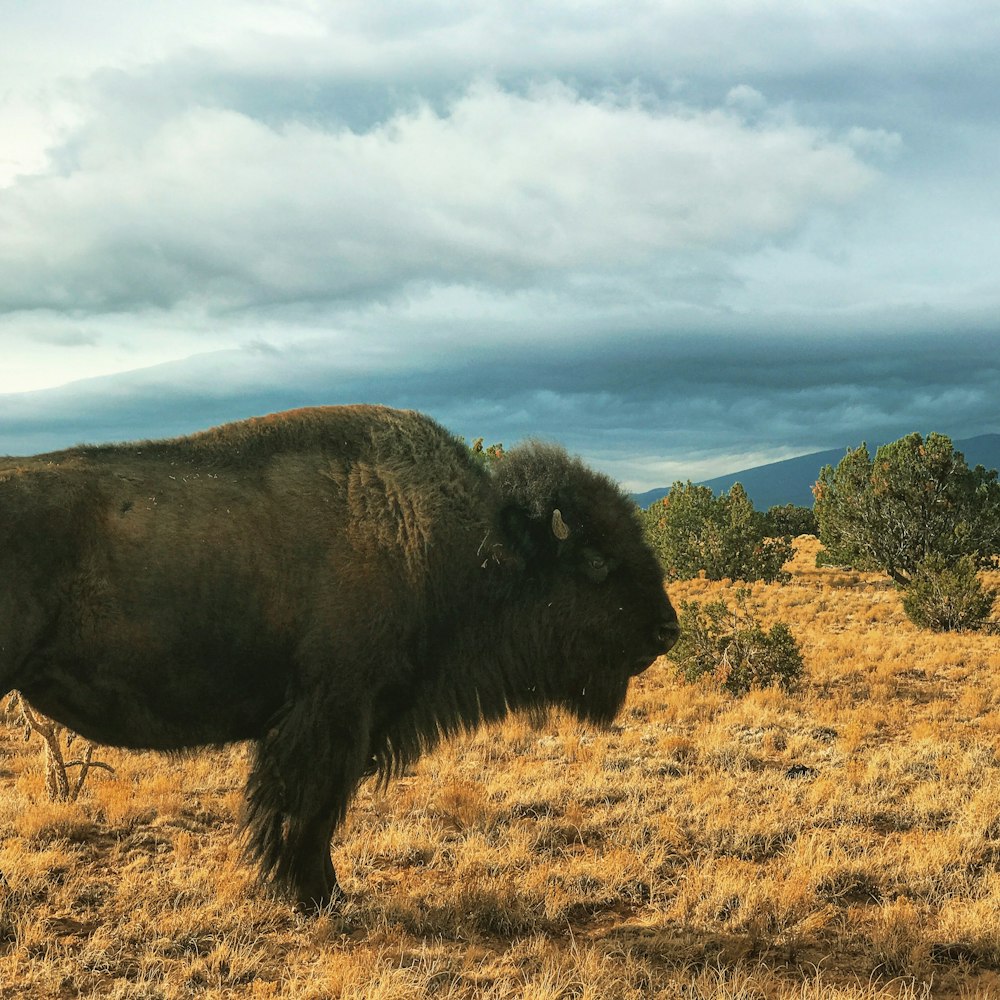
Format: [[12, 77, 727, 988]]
[[623, 618, 681, 677], [629, 635, 678, 676]]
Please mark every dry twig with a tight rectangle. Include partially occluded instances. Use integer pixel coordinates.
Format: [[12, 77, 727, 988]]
[[6, 692, 115, 801]]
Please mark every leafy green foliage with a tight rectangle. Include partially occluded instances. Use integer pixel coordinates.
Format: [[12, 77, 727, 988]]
[[669, 588, 804, 696], [813, 432, 1000, 586], [468, 438, 505, 468], [640, 481, 793, 583], [763, 504, 817, 538], [899, 554, 998, 632]]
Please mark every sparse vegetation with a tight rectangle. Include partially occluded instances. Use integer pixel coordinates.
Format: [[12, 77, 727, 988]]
[[641, 480, 793, 583], [3, 537, 1000, 998]]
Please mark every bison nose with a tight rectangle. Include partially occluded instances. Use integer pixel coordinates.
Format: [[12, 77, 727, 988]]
[[657, 619, 681, 653]]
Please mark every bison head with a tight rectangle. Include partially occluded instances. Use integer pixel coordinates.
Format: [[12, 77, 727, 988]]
[[492, 443, 679, 726]]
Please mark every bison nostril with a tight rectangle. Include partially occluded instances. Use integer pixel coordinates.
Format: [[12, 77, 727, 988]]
[[658, 619, 681, 652]]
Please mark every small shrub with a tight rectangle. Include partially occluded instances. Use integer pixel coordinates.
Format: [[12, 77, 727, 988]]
[[669, 588, 805, 696], [900, 554, 998, 632], [468, 437, 505, 467]]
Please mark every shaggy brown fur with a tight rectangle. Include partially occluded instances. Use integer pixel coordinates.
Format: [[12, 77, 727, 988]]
[[0, 405, 678, 908]]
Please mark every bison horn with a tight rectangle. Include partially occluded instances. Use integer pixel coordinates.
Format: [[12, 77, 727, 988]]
[[551, 508, 571, 540]]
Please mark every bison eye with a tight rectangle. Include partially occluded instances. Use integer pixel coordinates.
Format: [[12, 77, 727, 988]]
[[582, 550, 609, 583]]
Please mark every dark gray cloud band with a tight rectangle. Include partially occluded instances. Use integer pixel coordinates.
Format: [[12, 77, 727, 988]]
[[3, 328, 995, 489]]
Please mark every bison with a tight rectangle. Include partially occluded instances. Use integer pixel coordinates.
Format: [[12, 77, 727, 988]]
[[0, 405, 679, 908]]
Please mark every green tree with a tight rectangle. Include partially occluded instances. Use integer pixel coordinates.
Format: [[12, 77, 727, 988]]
[[813, 433, 1000, 587], [641, 481, 793, 583], [640, 481, 714, 578], [763, 504, 817, 538]]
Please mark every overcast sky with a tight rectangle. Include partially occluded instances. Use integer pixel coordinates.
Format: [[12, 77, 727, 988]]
[[2, 1, 997, 489]]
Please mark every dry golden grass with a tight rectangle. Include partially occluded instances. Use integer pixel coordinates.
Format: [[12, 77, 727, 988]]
[[2, 536, 1000, 998]]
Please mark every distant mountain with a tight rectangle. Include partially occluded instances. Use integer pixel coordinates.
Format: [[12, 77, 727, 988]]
[[633, 433, 1000, 510]]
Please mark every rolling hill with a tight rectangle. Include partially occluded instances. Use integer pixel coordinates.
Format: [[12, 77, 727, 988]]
[[634, 433, 1000, 510]]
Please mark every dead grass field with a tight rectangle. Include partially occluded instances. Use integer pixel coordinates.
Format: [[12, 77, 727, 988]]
[[2, 536, 1000, 999]]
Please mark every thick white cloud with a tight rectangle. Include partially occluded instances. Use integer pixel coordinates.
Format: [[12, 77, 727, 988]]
[[0, 81, 875, 319]]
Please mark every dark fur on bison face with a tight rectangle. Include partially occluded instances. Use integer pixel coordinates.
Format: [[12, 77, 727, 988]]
[[491, 443, 679, 726]]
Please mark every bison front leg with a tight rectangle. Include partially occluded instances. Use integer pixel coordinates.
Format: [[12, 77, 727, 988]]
[[242, 700, 369, 910]]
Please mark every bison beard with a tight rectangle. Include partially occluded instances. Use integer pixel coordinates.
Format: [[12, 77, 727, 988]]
[[0, 406, 679, 909]]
